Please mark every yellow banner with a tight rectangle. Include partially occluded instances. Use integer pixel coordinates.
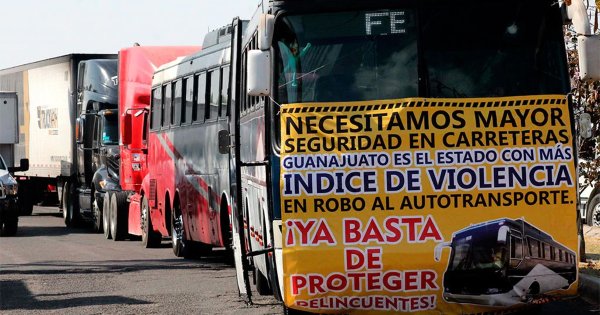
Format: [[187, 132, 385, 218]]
[[280, 95, 578, 314]]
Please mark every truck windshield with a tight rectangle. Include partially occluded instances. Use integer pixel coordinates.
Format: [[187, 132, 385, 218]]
[[102, 114, 119, 145], [273, 0, 568, 104], [0, 156, 6, 170]]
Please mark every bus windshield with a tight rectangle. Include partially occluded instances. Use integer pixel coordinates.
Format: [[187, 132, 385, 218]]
[[274, 0, 568, 104], [449, 234, 508, 271], [102, 114, 119, 145]]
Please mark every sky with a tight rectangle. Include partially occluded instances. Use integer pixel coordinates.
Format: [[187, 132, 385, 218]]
[[0, 0, 260, 69]]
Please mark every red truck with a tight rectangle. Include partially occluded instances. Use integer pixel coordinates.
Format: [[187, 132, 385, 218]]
[[102, 46, 200, 242]]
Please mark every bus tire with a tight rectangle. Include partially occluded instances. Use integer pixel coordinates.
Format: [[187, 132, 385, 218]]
[[141, 196, 161, 248], [103, 192, 112, 239], [586, 194, 600, 227], [172, 202, 187, 257], [110, 192, 128, 241], [256, 270, 272, 296]]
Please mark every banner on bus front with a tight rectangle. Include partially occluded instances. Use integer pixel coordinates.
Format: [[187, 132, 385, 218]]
[[280, 95, 578, 314]]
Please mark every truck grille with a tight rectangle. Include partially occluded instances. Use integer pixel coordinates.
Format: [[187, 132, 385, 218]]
[[107, 155, 120, 180]]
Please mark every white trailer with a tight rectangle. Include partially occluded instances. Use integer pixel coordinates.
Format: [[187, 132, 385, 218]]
[[0, 54, 116, 215]]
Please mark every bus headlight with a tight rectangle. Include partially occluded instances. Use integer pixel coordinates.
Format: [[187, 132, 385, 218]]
[[5, 184, 18, 195]]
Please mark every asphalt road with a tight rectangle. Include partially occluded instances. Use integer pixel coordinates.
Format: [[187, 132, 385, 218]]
[[0, 206, 280, 315], [1, 206, 598, 315]]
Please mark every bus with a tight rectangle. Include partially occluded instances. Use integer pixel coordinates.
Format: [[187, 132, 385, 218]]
[[434, 218, 576, 306], [160, 0, 598, 313], [144, 29, 233, 255]]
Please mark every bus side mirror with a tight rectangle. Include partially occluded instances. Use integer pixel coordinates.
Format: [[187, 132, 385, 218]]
[[434, 241, 451, 262], [122, 113, 132, 145], [258, 14, 275, 50], [578, 35, 600, 81], [247, 50, 271, 97], [579, 112, 592, 139], [497, 226, 510, 244]]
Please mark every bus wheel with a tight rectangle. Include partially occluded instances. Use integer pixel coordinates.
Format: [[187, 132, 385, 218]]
[[103, 192, 112, 239], [256, 270, 272, 296], [141, 196, 161, 248], [172, 208, 187, 257], [527, 282, 540, 304], [587, 195, 600, 227]]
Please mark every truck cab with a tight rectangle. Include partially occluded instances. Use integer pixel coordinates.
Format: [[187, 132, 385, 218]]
[[63, 59, 119, 230]]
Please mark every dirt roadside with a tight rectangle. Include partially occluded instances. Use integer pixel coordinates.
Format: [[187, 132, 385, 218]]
[[581, 225, 600, 277]]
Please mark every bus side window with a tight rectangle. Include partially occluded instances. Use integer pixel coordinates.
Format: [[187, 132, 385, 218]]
[[183, 76, 193, 125], [151, 88, 161, 130], [195, 73, 207, 123], [208, 70, 219, 120], [162, 84, 172, 128], [510, 235, 523, 268], [559, 249, 563, 262], [528, 238, 541, 258], [174, 79, 183, 126], [543, 243, 551, 260], [220, 66, 230, 117]]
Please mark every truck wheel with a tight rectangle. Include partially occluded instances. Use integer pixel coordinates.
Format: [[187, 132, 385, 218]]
[[19, 195, 34, 216], [587, 194, 600, 227], [110, 192, 128, 241], [172, 207, 187, 257], [103, 192, 112, 239], [92, 199, 103, 233], [1, 214, 18, 236], [141, 196, 161, 248], [62, 182, 79, 227]]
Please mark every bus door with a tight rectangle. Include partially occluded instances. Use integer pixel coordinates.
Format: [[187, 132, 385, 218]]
[[228, 17, 253, 301]]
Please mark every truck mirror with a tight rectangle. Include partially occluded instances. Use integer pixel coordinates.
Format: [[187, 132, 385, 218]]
[[258, 14, 275, 50], [247, 50, 271, 96], [578, 35, 600, 81], [8, 159, 28, 173], [579, 112, 592, 139], [19, 159, 29, 172], [123, 113, 132, 145]]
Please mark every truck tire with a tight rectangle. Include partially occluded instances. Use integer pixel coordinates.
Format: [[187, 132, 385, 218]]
[[1, 214, 18, 236], [62, 182, 79, 227], [141, 196, 161, 248], [110, 192, 128, 241], [92, 198, 103, 233], [103, 192, 112, 239], [587, 194, 600, 227], [20, 195, 34, 216]]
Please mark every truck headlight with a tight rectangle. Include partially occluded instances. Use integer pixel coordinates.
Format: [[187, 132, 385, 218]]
[[5, 184, 18, 195]]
